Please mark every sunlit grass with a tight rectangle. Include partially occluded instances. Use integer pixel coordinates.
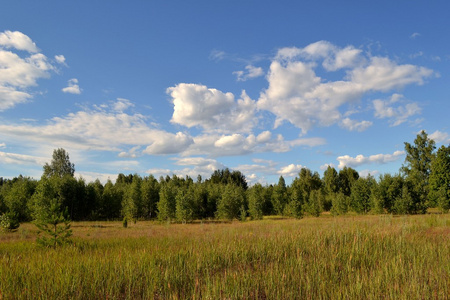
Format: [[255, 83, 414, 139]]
[[1, 214, 449, 299]]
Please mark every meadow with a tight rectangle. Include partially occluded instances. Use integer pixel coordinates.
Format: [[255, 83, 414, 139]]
[[1, 214, 449, 299]]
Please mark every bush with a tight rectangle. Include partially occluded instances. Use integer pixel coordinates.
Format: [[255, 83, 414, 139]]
[[0, 212, 20, 231]]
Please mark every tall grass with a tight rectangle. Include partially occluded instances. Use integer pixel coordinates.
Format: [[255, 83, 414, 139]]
[[1, 214, 449, 299]]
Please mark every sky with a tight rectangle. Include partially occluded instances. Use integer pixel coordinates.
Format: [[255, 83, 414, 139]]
[[1, 0, 449, 184]]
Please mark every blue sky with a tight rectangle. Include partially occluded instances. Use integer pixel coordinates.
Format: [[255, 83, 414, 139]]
[[1, 0, 449, 184]]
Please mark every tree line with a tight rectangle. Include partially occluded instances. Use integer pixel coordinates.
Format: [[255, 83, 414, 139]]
[[1, 131, 449, 230]]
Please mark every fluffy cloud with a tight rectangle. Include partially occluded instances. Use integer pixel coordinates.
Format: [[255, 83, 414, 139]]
[[0, 30, 39, 52], [0, 151, 47, 166], [278, 164, 303, 177], [62, 78, 81, 94], [429, 130, 450, 144], [373, 94, 421, 126], [337, 150, 405, 169], [258, 41, 433, 133], [54, 55, 66, 65], [0, 99, 194, 155], [182, 132, 325, 157], [233, 65, 264, 81], [168, 83, 257, 133], [339, 118, 373, 132], [0, 30, 56, 110]]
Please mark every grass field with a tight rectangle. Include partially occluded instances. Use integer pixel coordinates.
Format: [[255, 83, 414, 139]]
[[1, 214, 449, 299]]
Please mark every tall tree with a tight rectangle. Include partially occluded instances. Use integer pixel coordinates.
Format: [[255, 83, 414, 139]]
[[429, 145, 450, 212], [401, 130, 436, 213], [43, 148, 75, 178]]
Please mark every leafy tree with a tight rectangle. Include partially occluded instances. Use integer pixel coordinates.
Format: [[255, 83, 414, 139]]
[[429, 145, 450, 212], [31, 177, 72, 247], [330, 192, 349, 216], [43, 148, 75, 178], [304, 190, 324, 217], [0, 211, 20, 231], [284, 187, 304, 218], [401, 130, 436, 213], [271, 176, 288, 215], [175, 187, 194, 223], [338, 167, 359, 197], [3, 176, 37, 222], [157, 182, 177, 221], [141, 175, 160, 219], [217, 184, 245, 220], [209, 169, 248, 190], [101, 180, 122, 219], [350, 175, 376, 214], [248, 183, 265, 220], [122, 175, 142, 222]]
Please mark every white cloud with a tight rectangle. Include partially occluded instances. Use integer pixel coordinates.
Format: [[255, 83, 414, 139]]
[[0, 99, 194, 155], [337, 150, 405, 169], [0, 142, 5, 148], [113, 98, 134, 112], [0, 151, 47, 166], [0, 30, 39, 53], [429, 130, 450, 144], [278, 164, 303, 177], [168, 83, 257, 133], [339, 118, 373, 132], [373, 94, 422, 126], [233, 65, 264, 81], [54, 55, 66, 65], [0, 31, 57, 110], [62, 78, 81, 94], [358, 169, 380, 178], [410, 32, 421, 39], [258, 41, 433, 133], [320, 163, 336, 171], [143, 132, 193, 155]]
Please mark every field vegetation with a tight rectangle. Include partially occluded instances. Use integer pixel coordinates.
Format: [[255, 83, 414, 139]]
[[1, 214, 449, 299]]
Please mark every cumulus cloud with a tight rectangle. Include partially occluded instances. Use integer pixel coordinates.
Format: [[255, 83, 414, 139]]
[[54, 55, 66, 65], [62, 78, 81, 94], [257, 41, 433, 133], [0, 99, 194, 155], [168, 83, 257, 133], [373, 94, 422, 126], [0, 30, 57, 110], [278, 164, 303, 177], [429, 130, 450, 144], [339, 118, 373, 132], [0, 30, 39, 53], [337, 150, 405, 169], [233, 65, 264, 81], [0, 151, 47, 166]]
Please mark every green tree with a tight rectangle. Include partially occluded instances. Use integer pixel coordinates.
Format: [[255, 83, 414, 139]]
[[271, 176, 288, 215], [338, 167, 359, 197], [217, 184, 245, 221], [248, 183, 265, 220], [401, 130, 436, 213], [141, 175, 160, 219], [31, 177, 72, 247], [350, 175, 376, 214], [43, 148, 75, 178], [429, 145, 450, 212], [175, 188, 194, 223], [330, 192, 349, 216], [157, 182, 177, 221]]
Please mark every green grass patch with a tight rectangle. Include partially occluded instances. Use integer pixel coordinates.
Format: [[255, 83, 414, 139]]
[[1, 214, 449, 299]]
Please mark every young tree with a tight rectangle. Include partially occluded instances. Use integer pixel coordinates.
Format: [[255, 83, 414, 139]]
[[43, 148, 75, 178], [217, 184, 245, 221], [248, 183, 265, 220], [31, 177, 72, 247], [175, 188, 194, 223], [401, 130, 436, 213], [350, 175, 376, 214], [429, 145, 450, 212], [271, 176, 288, 215]]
